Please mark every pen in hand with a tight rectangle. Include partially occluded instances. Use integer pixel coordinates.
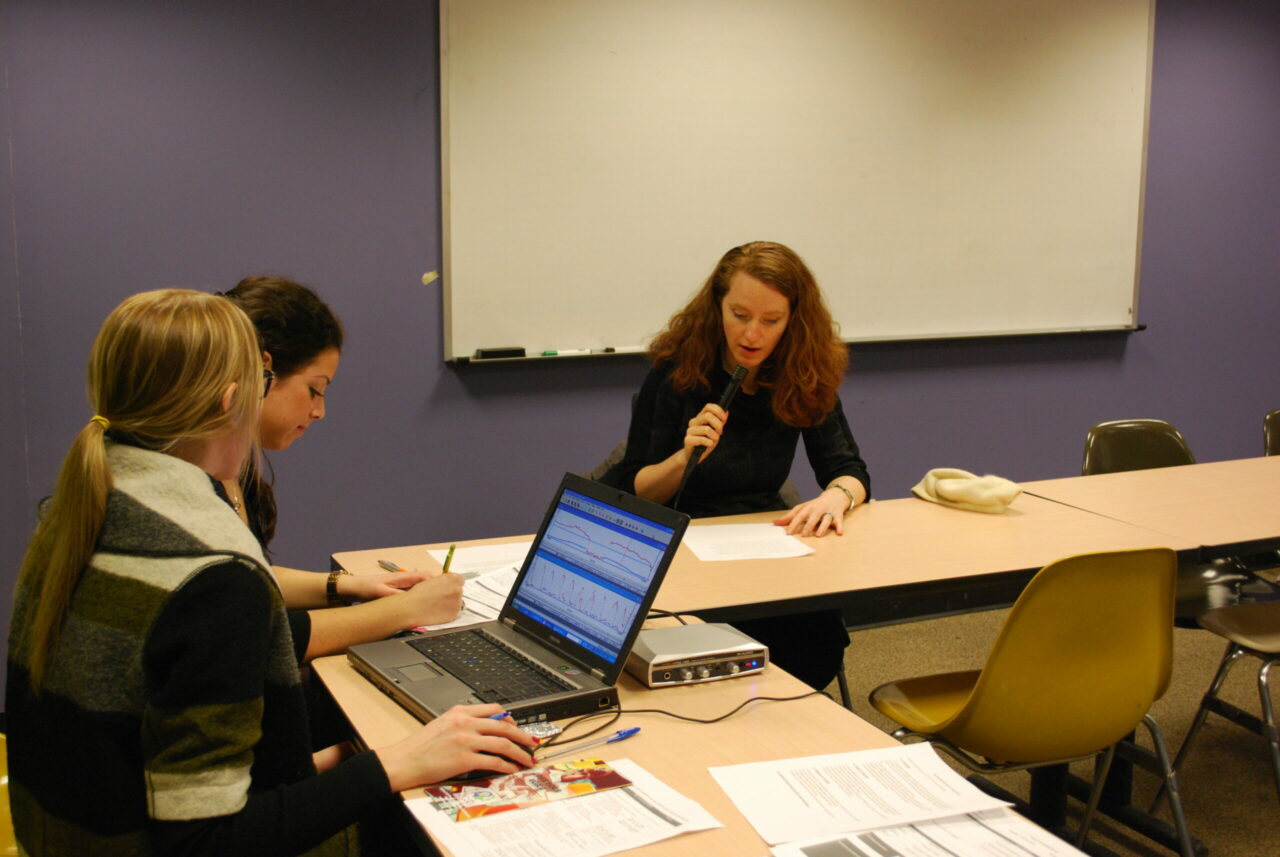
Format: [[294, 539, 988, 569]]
[[442, 544, 457, 574]]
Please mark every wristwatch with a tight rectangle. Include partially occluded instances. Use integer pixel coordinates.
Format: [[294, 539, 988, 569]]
[[326, 569, 351, 606]]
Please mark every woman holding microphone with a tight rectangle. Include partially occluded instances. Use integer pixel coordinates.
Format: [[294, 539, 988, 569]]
[[613, 241, 870, 691]]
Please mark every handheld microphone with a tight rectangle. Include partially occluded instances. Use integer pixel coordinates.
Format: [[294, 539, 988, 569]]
[[672, 364, 748, 509]]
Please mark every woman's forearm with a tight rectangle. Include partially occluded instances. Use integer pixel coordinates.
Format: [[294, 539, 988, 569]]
[[633, 450, 689, 505]]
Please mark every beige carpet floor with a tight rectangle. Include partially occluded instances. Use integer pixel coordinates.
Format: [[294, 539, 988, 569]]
[[834, 609, 1280, 857]]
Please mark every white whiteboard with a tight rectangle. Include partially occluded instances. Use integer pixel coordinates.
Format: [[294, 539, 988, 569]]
[[442, 0, 1152, 361]]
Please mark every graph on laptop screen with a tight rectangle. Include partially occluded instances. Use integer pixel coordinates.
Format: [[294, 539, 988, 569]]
[[512, 488, 675, 663]]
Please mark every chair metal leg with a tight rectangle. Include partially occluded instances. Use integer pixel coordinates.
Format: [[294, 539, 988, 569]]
[[1075, 744, 1116, 848], [836, 666, 854, 711], [1152, 642, 1245, 812], [1256, 658, 1280, 803], [1142, 714, 1196, 857]]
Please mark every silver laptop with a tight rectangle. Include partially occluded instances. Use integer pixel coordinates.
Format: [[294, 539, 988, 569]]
[[347, 473, 689, 724]]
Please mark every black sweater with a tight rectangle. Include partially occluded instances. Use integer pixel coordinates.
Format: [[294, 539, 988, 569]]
[[616, 363, 870, 518]]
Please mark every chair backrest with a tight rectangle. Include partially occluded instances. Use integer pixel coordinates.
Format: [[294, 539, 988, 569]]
[[1081, 419, 1195, 475], [1266, 410, 1280, 457], [940, 547, 1177, 762], [584, 439, 629, 485]]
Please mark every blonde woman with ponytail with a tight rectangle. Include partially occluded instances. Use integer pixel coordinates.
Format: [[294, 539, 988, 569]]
[[7, 290, 535, 857]]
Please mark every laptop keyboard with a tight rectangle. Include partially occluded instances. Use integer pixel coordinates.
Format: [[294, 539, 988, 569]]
[[408, 630, 575, 704]]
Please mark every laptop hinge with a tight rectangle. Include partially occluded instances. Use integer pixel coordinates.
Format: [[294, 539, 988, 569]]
[[502, 617, 516, 628], [590, 667, 604, 679]]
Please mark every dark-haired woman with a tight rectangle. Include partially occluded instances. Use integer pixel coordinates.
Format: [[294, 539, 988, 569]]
[[613, 242, 870, 691], [221, 277, 462, 664]]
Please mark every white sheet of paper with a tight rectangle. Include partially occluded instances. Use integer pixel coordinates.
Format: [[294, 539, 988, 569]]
[[681, 524, 814, 562], [463, 565, 520, 613], [771, 807, 1087, 857], [709, 743, 1009, 845], [428, 541, 534, 576], [407, 758, 722, 857]]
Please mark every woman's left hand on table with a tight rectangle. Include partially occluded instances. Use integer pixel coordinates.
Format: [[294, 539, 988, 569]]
[[773, 490, 850, 537]]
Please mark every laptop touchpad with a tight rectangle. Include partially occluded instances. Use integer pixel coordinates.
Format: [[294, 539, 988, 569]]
[[397, 663, 442, 683]]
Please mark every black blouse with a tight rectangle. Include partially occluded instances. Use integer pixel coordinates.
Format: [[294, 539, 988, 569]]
[[615, 363, 871, 518]]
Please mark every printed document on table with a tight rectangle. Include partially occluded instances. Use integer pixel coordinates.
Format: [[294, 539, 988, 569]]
[[771, 807, 1088, 857], [407, 758, 721, 857], [709, 743, 1009, 845], [682, 524, 814, 561]]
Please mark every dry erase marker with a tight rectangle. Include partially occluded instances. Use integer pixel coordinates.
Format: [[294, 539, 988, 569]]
[[442, 544, 457, 573]]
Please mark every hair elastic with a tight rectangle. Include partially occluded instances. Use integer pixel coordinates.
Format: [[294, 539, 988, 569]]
[[90, 415, 110, 430]]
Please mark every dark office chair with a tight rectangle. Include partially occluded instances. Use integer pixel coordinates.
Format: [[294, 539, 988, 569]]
[[1081, 418, 1197, 474], [1253, 412, 1280, 580], [1158, 600, 1280, 807], [584, 439, 629, 487], [1082, 420, 1253, 628]]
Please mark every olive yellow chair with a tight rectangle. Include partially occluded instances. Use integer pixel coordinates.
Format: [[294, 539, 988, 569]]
[[0, 734, 18, 856], [869, 548, 1193, 856]]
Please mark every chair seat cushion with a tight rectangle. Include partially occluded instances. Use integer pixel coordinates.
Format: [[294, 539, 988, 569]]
[[869, 670, 980, 733], [1200, 601, 1280, 653]]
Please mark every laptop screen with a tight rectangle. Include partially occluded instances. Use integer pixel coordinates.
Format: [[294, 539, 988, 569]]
[[510, 487, 677, 665]]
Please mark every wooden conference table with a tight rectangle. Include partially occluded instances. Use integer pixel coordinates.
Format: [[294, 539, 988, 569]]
[[1023, 455, 1280, 560], [335, 457, 1278, 626], [314, 650, 900, 857], [333, 490, 1202, 629], [324, 457, 1278, 855]]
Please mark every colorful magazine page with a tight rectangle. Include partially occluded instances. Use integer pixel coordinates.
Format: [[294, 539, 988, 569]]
[[424, 758, 632, 822]]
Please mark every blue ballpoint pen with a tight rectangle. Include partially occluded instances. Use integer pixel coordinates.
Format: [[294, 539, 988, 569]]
[[535, 727, 640, 762]]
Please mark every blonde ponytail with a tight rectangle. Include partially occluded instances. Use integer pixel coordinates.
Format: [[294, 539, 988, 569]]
[[14, 420, 112, 686], [14, 290, 261, 689]]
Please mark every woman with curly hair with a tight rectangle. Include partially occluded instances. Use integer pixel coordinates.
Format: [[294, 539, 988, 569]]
[[613, 241, 870, 690]]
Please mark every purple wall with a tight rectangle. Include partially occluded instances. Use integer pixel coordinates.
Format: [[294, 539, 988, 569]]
[[3, 0, 1278, 700]]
